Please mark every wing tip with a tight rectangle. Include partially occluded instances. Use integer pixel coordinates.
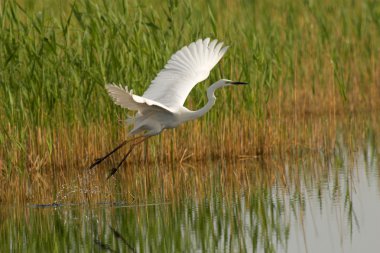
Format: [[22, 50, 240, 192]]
[[105, 83, 130, 93], [220, 45, 229, 55]]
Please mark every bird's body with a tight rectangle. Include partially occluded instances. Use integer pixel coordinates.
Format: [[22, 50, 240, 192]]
[[90, 38, 247, 177], [106, 38, 246, 138], [106, 79, 232, 137]]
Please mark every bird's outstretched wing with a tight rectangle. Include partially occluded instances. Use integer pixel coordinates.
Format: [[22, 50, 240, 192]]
[[106, 84, 175, 113], [142, 38, 228, 110]]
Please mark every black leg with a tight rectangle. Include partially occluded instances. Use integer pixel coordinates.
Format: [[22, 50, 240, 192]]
[[88, 136, 144, 170], [106, 137, 149, 179]]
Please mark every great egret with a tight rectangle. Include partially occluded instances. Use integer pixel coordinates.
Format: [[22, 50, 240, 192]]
[[89, 38, 247, 178]]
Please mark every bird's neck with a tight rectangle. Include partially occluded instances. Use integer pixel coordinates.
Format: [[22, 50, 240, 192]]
[[182, 80, 223, 122]]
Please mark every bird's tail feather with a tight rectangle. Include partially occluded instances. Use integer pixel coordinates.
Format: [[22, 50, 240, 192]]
[[125, 115, 135, 126]]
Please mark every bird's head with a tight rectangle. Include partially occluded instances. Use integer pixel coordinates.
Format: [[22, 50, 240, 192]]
[[208, 79, 248, 96], [221, 79, 249, 87]]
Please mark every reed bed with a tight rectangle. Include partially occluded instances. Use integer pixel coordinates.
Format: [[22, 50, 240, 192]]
[[0, 111, 378, 204], [1, 117, 378, 251], [0, 0, 380, 203]]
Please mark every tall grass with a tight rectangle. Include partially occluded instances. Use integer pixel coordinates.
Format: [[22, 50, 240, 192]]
[[0, 112, 378, 204], [0, 0, 379, 202], [1, 116, 378, 252]]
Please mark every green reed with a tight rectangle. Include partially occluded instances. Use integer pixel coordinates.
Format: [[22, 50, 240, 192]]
[[0, 0, 379, 174]]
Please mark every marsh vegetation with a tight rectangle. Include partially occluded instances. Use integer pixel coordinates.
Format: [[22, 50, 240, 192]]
[[0, 0, 379, 252]]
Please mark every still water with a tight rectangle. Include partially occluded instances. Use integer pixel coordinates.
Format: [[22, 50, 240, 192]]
[[1, 130, 379, 252]]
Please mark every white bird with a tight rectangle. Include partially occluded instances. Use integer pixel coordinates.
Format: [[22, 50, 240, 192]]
[[89, 38, 247, 178]]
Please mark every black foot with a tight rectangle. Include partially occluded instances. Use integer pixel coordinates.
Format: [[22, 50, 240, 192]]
[[89, 158, 103, 170], [107, 167, 118, 179]]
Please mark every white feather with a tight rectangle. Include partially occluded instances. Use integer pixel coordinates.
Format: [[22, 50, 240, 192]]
[[105, 84, 174, 113], [142, 38, 229, 109]]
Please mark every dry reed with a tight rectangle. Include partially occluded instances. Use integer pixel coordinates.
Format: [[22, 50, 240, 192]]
[[1, 110, 378, 204]]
